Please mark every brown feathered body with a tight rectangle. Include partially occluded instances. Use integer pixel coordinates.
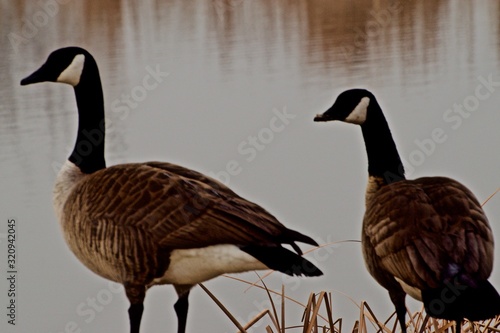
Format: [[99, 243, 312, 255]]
[[23, 46, 322, 333], [315, 88, 500, 332], [363, 175, 493, 301], [54, 160, 313, 291]]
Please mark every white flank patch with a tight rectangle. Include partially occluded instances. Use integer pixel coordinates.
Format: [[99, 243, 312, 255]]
[[57, 54, 85, 86], [53, 160, 86, 222], [154, 244, 268, 285], [395, 277, 423, 301], [365, 175, 384, 204], [345, 96, 370, 124]]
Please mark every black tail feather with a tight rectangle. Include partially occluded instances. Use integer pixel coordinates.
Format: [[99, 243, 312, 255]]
[[281, 228, 319, 247], [240, 245, 323, 277], [422, 280, 500, 322]]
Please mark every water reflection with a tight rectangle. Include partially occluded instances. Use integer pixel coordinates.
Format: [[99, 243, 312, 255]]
[[1, 1, 499, 332], [3, 1, 500, 85]]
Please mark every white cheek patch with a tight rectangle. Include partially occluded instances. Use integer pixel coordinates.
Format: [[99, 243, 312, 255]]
[[57, 54, 85, 86], [345, 96, 370, 124]]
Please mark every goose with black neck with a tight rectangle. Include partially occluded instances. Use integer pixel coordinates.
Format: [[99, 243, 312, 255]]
[[314, 88, 500, 333], [21, 46, 323, 333]]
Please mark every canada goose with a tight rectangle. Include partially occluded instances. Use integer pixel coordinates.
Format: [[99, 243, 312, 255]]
[[20, 46, 323, 333], [314, 89, 500, 333]]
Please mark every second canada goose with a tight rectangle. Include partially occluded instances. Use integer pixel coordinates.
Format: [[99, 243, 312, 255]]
[[314, 89, 500, 333], [20, 47, 323, 333]]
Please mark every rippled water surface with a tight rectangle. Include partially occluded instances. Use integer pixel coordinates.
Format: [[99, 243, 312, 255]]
[[1, 1, 499, 332]]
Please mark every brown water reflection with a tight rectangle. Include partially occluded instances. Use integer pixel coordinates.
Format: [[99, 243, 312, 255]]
[[1, 1, 499, 332], [4, 1, 498, 80]]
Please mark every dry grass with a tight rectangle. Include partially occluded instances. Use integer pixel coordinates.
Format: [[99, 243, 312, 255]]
[[200, 188, 500, 333], [202, 278, 500, 333]]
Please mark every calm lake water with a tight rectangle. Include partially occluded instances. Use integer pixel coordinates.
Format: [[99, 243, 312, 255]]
[[1, 1, 499, 332]]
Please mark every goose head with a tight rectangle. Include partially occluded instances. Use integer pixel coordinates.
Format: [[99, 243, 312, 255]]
[[21, 47, 106, 175], [20, 47, 95, 87], [314, 89, 376, 125]]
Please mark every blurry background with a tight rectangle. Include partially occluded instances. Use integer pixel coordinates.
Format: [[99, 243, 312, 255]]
[[1, 0, 499, 332]]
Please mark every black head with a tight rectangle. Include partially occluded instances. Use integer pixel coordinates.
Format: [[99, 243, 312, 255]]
[[20, 47, 94, 87], [314, 89, 376, 125]]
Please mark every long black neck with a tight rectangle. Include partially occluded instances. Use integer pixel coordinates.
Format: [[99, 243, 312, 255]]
[[361, 102, 405, 184], [68, 61, 106, 174]]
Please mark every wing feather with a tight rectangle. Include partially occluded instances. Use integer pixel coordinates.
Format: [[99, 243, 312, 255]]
[[364, 176, 493, 291], [66, 162, 306, 251]]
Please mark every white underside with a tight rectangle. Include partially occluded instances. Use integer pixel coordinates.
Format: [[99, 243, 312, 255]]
[[153, 244, 268, 286], [395, 277, 423, 301]]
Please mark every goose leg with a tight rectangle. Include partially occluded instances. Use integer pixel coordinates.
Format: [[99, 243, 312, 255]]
[[174, 285, 192, 333], [389, 289, 407, 333], [125, 284, 146, 333], [129, 303, 144, 333]]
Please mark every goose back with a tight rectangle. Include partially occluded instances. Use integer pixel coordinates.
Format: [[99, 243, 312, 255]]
[[363, 176, 493, 296], [57, 160, 314, 285]]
